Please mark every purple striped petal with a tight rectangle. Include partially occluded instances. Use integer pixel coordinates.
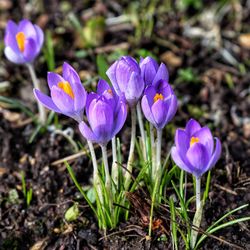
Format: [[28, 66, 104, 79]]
[[4, 47, 24, 64], [79, 121, 98, 142], [205, 138, 221, 172], [193, 126, 214, 156], [151, 99, 168, 129], [140, 56, 158, 85], [47, 72, 65, 90], [18, 19, 36, 39], [97, 79, 110, 95], [152, 63, 169, 85], [23, 38, 37, 62], [62, 62, 81, 83], [112, 99, 127, 137], [185, 119, 201, 136], [166, 94, 178, 123], [186, 143, 209, 177], [171, 147, 194, 174], [51, 86, 75, 113], [34, 24, 44, 49], [141, 95, 155, 125], [106, 61, 119, 93], [175, 129, 189, 153], [33, 89, 61, 113]]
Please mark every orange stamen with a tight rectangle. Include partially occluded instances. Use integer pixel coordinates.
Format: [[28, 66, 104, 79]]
[[107, 89, 113, 95], [190, 137, 199, 147], [16, 32, 25, 52], [58, 81, 74, 99], [153, 93, 164, 103]]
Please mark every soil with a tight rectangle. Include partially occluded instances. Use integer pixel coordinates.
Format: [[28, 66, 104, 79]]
[[0, 1, 250, 249]]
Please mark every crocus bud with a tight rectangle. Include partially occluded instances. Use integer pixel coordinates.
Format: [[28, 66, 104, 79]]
[[106, 56, 145, 107], [141, 80, 177, 129], [171, 119, 222, 178], [34, 62, 87, 122], [140, 56, 169, 86], [4, 19, 44, 64], [79, 79, 127, 145]]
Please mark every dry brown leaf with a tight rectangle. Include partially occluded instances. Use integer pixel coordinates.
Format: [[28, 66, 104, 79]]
[[239, 33, 250, 49]]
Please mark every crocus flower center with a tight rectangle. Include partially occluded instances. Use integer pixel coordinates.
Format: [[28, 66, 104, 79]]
[[154, 93, 164, 103], [58, 81, 74, 99], [107, 89, 113, 95], [190, 136, 199, 147], [16, 32, 26, 52]]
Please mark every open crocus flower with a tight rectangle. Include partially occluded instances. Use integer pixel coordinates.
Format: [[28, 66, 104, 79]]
[[140, 56, 169, 86], [34, 62, 87, 122], [171, 119, 221, 178], [79, 79, 127, 145], [141, 79, 177, 129], [106, 56, 145, 107], [4, 19, 44, 64]]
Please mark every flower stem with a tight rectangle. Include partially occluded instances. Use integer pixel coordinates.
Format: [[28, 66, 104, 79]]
[[87, 140, 103, 204], [150, 123, 155, 179], [124, 106, 136, 190], [136, 103, 146, 160], [26, 63, 46, 125], [196, 176, 201, 209], [101, 145, 111, 195], [155, 129, 162, 180], [111, 137, 118, 189]]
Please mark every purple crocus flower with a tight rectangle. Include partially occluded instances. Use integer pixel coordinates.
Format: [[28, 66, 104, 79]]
[[79, 79, 127, 145], [171, 119, 221, 178], [34, 62, 87, 122], [140, 56, 169, 86], [4, 19, 44, 64], [141, 80, 177, 129], [106, 56, 145, 107]]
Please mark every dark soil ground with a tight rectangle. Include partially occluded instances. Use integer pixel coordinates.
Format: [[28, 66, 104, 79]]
[[0, 1, 250, 249]]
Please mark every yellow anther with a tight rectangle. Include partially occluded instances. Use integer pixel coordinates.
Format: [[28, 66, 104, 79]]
[[190, 137, 199, 147], [153, 93, 164, 103], [107, 89, 113, 95], [16, 32, 26, 52], [58, 81, 74, 99]]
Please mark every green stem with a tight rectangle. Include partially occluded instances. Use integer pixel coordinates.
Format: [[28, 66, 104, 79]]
[[101, 145, 111, 194], [26, 63, 46, 125], [124, 106, 136, 190], [155, 129, 162, 180], [136, 103, 146, 160], [196, 176, 201, 209], [87, 140, 103, 204], [111, 137, 119, 188]]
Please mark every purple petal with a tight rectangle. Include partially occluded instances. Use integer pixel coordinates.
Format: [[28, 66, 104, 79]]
[[152, 63, 169, 85], [34, 25, 44, 50], [33, 89, 61, 113], [140, 56, 158, 85], [151, 99, 168, 129], [144, 85, 157, 107], [88, 99, 114, 144], [18, 19, 37, 39], [23, 38, 37, 62], [165, 94, 178, 123], [51, 85, 75, 113], [79, 121, 98, 143], [205, 138, 221, 172], [106, 61, 119, 93], [72, 82, 87, 112], [62, 62, 81, 83], [171, 146, 194, 174], [112, 99, 127, 137], [86, 92, 99, 119], [4, 47, 24, 64], [47, 72, 65, 90], [186, 143, 210, 177], [126, 72, 145, 106], [175, 129, 189, 153], [141, 95, 155, 125], [5, 20, 18, 35], [193, 126, 214, 156], [155, 80, 172, 98], [185, 119, 201, 136], [97, 79, 111, 95]]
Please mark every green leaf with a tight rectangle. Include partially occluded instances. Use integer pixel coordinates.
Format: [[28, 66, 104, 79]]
[[65, 202, 80, 221], [96, 54, 109, 81]]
